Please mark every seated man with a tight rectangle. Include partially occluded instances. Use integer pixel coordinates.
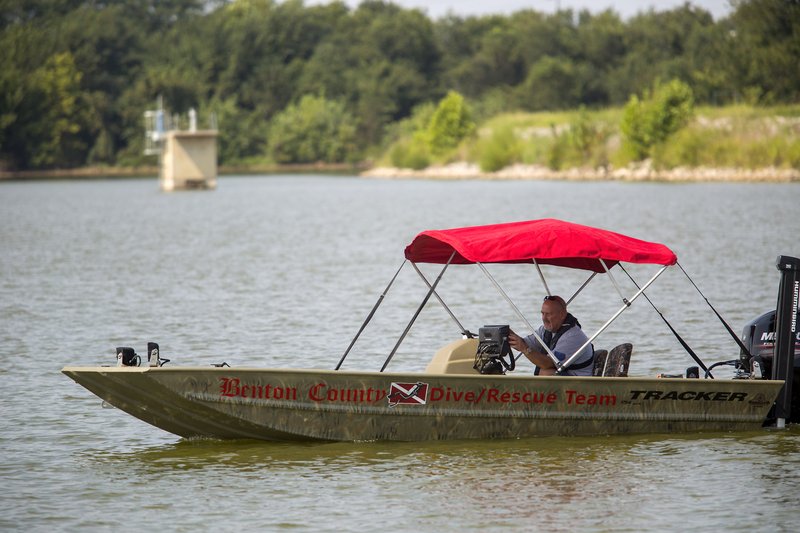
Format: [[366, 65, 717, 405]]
[[508, 295, 594, 376]]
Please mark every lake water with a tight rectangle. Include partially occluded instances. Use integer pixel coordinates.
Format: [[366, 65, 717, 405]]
[[1, 175, 799, 531]]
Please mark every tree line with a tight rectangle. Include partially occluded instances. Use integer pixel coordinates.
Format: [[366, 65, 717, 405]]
[[1, 0, 798, 171]]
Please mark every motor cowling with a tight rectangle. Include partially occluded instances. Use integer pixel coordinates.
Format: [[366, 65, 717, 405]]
[[739, 310, 800, 375], [740, 309, 800, 423]]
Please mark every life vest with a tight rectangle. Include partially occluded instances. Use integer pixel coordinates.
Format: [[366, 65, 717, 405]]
[[538, 313, 594, 374]]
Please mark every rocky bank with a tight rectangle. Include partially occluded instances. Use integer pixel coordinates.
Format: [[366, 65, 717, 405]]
[[362, 161, 800, 182]]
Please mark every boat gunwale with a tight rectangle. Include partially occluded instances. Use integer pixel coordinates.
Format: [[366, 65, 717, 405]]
[[61, 365, 787, 386]]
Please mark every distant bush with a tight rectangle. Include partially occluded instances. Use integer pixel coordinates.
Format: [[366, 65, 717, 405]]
[[381, 96, 800, 174], [476, 125, 521, 172], [470, 87, 518, 123], [567, 108, 596, 160], [653, 129, 800, 169], [785, 139, 800, 170], [381, 102, 434, 169], [652, 127, 708, 168], [386, 91, 474, 168], [537, 109, 611, 170], [656, 123, 800, 170], [546, 133, 567, 170], [565, 107, 610, 168], [426, 91, 475, 157], [621, 79, 694, 161], [389, 133, 431, 169], [382, 102, 436, 147]]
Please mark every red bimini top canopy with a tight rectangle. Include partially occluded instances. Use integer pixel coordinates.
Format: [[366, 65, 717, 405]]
[[403, 219, 677, 272]]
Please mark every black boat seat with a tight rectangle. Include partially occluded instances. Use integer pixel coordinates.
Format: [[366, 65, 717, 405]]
[[592, 350, 608, 376], [592, 343, 632, 377]]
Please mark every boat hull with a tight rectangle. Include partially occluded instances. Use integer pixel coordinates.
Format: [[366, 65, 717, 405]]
[[62, 366, 785, 442]]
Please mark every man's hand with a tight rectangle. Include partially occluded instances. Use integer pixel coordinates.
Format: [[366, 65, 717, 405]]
[[507, 331, 528, 354]]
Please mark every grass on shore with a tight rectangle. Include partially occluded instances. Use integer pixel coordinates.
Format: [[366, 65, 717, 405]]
[[384, 104, 800, 173]]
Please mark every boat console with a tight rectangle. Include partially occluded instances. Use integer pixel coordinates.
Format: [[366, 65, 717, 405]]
[[425, 338, 480, 374], [427, 325, 517, 375]]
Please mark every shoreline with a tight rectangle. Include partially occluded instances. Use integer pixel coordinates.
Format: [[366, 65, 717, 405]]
[[0, 166, 160, 180], [361, 162, 800, 182], [0, 162, 367, 181], [1, 161, 797, 182]]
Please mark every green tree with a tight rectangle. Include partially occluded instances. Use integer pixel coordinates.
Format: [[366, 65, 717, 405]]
[[0, 20, 57, 168], [2, 0, 798, 171], [299, 1, 441, 145], [1, 51, 95, 169], [684, 22, 735, 105], [0, 62, 21, 158], [31, 52, 95, 167], [518, 56, 581, 111], [211, 0, 336, 114], [574, 9, 626, 105], [608, 5, 715, 104], [726, 0, 800, 103], [202, 96, 269, 165], [47, 4, 151, 167], [436, 14, 508, 98], [267, 94, 358, 164], [440, 17, 525, 98], [426, 91, 475, 156], [459, 24, 525, 94]]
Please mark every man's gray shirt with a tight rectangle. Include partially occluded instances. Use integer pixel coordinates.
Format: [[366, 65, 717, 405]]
[[523, 325, 593, 376]]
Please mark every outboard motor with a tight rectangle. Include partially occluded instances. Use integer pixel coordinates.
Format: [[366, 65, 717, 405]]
[[738, 311, 800, 376], [738, 256, 800, 424]]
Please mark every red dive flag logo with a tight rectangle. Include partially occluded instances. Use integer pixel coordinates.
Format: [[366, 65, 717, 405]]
[[388, 382, 429, 407]]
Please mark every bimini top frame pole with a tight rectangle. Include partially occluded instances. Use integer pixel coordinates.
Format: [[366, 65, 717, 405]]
[[566, 271, 598, 306], [559, 264, 670, 372], [477, 262, 561, 368], [601, 258, 629, 305], [335, 260, 407, 370], [533, 259, 552, 297], [410, 261, 472, 338], [380, 251, 456, 372]]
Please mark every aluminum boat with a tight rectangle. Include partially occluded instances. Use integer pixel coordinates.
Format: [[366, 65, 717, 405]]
[[63, 219, 800, 441]]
